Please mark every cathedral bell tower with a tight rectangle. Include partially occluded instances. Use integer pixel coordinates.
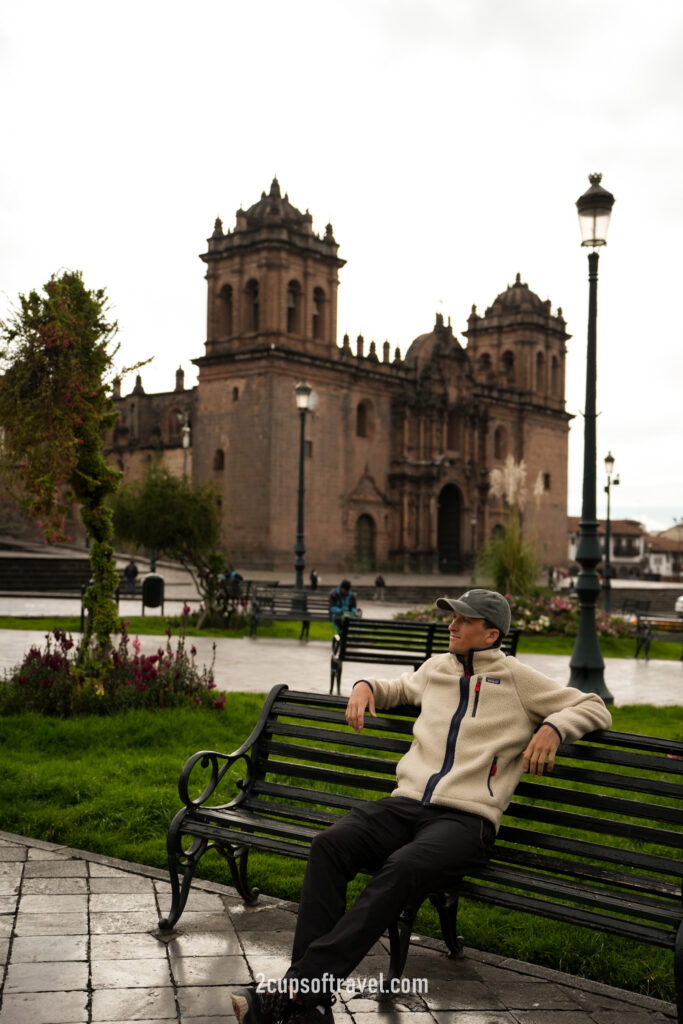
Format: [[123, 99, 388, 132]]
[[200, 177, 345, 359]]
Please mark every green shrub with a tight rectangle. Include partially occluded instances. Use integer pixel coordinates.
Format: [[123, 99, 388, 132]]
[[0, 621, 223, 717]]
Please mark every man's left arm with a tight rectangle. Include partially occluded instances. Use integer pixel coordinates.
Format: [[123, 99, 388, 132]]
[[522, 723, 561, 776], [515, 664, 612, 775]]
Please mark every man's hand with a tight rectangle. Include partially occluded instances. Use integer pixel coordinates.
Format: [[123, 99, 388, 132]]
[[346, 681, 376, 733], [522, 724, 561, 776]]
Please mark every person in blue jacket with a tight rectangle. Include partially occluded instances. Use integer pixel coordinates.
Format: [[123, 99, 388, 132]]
[[328, 579, 358, 628]]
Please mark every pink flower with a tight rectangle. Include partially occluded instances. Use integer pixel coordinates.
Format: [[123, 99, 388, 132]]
[[132, 636, 141, 654]]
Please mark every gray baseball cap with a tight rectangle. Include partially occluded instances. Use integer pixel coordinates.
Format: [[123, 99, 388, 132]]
[[436, 589, 511, 636]]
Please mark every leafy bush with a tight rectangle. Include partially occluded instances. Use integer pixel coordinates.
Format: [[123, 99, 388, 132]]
[[0, 620, 223, 717], [397, 593, 632, 639]]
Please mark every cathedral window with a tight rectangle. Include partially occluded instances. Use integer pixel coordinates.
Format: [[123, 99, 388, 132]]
[[543, 472, 551, 491], [551, 355, 561, 397], [356, 400, 374, 438], [312, 287, 325, 340], [447, 409, 460, 450], [233, 386, 239, 401], [213, 449, 225, 471], [245, 279, 259, 331], [501, 350, 515, 383], [477, 353, 492, 375], [493, 425, 508, 460], [219, 284, 233, 336], [287, 280, 302, 334], [536, 351, 545, 391]]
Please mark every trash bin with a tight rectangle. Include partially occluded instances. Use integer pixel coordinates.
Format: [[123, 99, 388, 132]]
[[141, 573, 165, 616]]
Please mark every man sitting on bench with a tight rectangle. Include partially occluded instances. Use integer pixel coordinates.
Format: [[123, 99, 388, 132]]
[[231, 589, 611, 1024]]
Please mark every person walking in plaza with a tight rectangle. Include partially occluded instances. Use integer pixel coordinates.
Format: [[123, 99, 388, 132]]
[[373, 573, 386, 601], [231, 589, 611, 1024]]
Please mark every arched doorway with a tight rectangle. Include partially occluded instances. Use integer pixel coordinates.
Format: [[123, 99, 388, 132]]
[[437, 485, 462, 572], [354, 514, 376, 572]]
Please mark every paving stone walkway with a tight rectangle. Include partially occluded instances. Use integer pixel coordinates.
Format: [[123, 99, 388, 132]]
[[0, 832, 676, 1024]]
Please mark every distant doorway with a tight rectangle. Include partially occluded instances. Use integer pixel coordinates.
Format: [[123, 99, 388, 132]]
[[437, 485, 462, 572], [354, 514, 376, 572]]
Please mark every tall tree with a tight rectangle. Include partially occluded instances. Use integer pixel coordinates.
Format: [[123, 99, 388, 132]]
[[112, 465, 227, 623], [0, 271, 121, 651]]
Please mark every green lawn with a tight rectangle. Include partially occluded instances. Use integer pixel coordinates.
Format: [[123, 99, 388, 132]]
[[0, 700, 680, 1002], [1, 614, 680, 659]]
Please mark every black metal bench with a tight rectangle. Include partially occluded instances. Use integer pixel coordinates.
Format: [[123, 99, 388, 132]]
[[634, 614, 683, 660], [250, 586, 334, 639], [158, 685, 682, 1016], [330, 617, 520, 693]]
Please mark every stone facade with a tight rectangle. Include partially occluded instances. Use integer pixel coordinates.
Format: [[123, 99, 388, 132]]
[[108, 178, 571, 573]]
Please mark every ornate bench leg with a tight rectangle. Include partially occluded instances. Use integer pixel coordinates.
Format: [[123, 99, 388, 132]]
[[430, 891, 465, 958], [214, 843, 260, 905], [388, 900, 421, 981], [158, 818, 207, 930]]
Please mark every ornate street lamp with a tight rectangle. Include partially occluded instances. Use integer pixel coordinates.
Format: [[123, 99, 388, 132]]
[[603, 451, 619, 614], [292, 381, 312, 612], [569, 174, 615, 702], [181, 414, 191, 479]]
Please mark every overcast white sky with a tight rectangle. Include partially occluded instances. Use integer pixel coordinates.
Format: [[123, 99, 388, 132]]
[[1, 0, 682, 534]]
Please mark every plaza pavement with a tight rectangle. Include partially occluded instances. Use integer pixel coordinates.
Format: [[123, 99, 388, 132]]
[[0, 593, 681, 1022], [0, 831, 676, 1024]]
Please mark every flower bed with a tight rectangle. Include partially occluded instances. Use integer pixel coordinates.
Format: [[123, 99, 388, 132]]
[[0, 614, 223, 717]]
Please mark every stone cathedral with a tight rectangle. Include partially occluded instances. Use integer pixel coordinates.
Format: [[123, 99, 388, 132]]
[[108, 178, 571, 573]]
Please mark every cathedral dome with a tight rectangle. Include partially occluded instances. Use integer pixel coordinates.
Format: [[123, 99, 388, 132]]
[[243, 177, 311, 229], [486, 273, 550, 316]]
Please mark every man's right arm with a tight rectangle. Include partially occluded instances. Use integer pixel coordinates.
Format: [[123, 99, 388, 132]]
[[346, 680, 375, 732]]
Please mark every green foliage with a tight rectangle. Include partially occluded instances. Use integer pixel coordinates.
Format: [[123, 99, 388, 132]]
[[112, 465, 227, 622], [0, 619, 223, 717], [0, 271, 122, 652], [478, 507, 539, 597]]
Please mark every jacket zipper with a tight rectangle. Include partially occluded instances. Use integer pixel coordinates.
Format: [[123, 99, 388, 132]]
[[487, 756, 498, 797], [421, 673, 470, 805], [471, 676, 483, 717]]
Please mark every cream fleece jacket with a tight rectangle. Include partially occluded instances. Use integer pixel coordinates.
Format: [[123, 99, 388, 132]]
[[362, 647, 612, 830]]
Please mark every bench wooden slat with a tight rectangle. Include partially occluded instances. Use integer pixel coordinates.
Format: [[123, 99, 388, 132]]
[[250, 780, 369, 813], [475, 864, 681, 925], [498, 823, 683, 877], [547, 764, 683, 801], [263, 758, 397, 794], [513, 778, 683, 826], [269, 721, 412, 755], [494, 845, 681, 898], [264, 739, 399, 776], [454, 882, 679, 950]]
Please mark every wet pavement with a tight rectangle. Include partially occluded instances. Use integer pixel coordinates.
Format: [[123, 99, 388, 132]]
[[0, 832, 676, 1024]]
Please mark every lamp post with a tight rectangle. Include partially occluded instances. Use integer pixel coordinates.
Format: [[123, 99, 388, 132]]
[[181, 414, 191, 479], [292, 381, 312, 612], [470, 513, 477, 585], [603, 451, 619, 614], [569, 173, 615, 702]]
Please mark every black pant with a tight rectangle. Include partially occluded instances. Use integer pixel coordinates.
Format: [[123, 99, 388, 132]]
[[286, 796, 495, 998]]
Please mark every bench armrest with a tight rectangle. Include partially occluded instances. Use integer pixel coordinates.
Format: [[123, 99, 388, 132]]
[[176, 683, 288, 809]]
